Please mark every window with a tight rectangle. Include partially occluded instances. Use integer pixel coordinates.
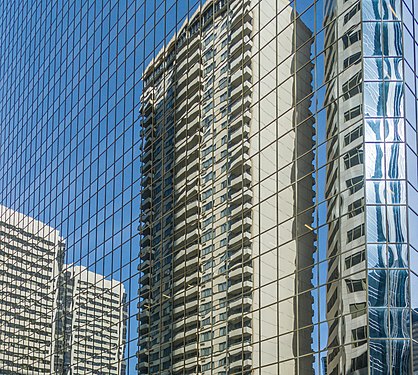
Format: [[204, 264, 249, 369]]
[[202, 362, 213, 371], [219, 327, 227, 336], [203, 259, 214, 271], [218, 358, 227, 366], [220, 223, 229, 233], [203, 217, 213, 228], [205, 63, 215, 75], [344, 104, 362, 122], [344, 125, 363, 146], [343, 146, 363, 169], [203, 88, 213, 100], [342, 27, 361, 49], [348, 198, 364, 218], [202, 229, 216, 242], [221, 162, 229, 172], [345, 249, 366, 269], [347, 224, 365, 243], [220, 92, 228, 102], [204, 48, 214, 62], [220, 65, 229, 74], [346, 278, 366, 292], [220, 208, 230, 218], [219, 342, 227, 351], [343, 52, 361, 69], [221, 135, 228, 145], [203, 145, 215, 157], [352, 352, 368, 371], [204, 102, 213, 114], [204, 34, 214, 47], [203, 201, 213, 212], [342, 72, 362, 100], [346, 176, 364, 194], [343, 3, 360, 25], [199, 303, 212, 314], [204, 171, 216, 183], [201, 347, 211, 356], [352, 326, 367, 341], [220, 238, 227, 247], [202, 273, 212, 282], [218, 282, 227, 292], [220, 106, 228, 118], [349, 303, 366, 318], [203, 157, 214, 169], [202, 188, 213, 200], [202, 245, 214, 256], [202, 288, 212, 298]]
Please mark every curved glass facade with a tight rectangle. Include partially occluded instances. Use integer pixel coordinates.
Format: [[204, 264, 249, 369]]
[[0, 0, 418, 374]]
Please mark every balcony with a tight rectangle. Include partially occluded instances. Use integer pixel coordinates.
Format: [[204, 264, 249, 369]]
[[228, 279, 252, 296], [229, 265, 252, 281], [229, 247, 252, 266], [230, 20, 252, 45], [230, 65, 252, 90], [172, 341, 198, 357]]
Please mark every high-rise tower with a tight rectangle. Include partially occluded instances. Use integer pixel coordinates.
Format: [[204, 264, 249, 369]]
[[0, 205, 64, 374]]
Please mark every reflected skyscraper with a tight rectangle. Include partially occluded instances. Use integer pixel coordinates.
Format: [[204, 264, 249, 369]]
[[0, 205, 127, 375], [58, 266, 127, 375], [139, 0, 315, 373], [0, 205, 64, 374], [1, 0, 418, 374], [322, 0, 368, 373]]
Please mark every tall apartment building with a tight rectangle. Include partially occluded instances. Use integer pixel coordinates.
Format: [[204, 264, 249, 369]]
[[0, 205, 64, 374], [0, 205, 127, 375], [139, 0, 315, 373], [139, 0, 418, 374], [57, 265, 127, 375]]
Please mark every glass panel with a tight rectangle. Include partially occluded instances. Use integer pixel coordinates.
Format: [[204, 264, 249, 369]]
[[387, 244, 408, 268], [369, 308, 389, 338], [384, 82, 404, 118], [366, 119, 385, 141], [363, 22, 383, 56], [383, 57, 403, 80], [368, 269, 388, 307], [386, 180, 406, 204], [368, 244, 388, 268], [370, 340, 390, 374], [366, 181, 386, 204], [390, 340, 411, 373], [382, 22, 403, 56], [382, 0, 401, 20], [388, 269, 409, 307], [364, 82, 385, 117], [367, 205, 387, 243], [363, 0, 381, 20], [365, 58, 383, 81], [386, 205, 407, 243], [365, 143, 385, 179], [389, 308, 410, 338], [386, 143, 405, 179], [384, 118, 404, 142]]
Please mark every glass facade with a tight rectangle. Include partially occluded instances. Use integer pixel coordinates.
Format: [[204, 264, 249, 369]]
[[0, 0, 418, 374]]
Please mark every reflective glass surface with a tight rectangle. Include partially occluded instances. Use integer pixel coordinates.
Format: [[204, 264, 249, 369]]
[[0, 0, 417, 374]]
